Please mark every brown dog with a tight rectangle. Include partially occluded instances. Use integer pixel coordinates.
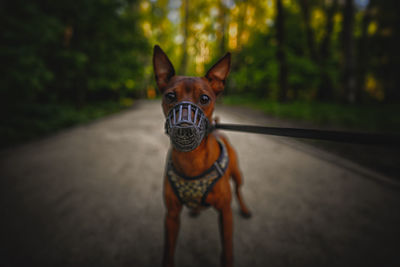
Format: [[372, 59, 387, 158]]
[[153, 45, 251, 267]]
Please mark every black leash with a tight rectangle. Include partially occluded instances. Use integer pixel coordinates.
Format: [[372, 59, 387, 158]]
[[213, 123, 400, 146]]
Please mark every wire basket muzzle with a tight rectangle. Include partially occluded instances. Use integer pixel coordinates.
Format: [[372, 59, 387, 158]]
[[165, 101, 210, 152]]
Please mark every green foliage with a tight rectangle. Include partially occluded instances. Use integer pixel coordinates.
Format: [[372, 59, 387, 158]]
[[0, 0, 149, 146], [1, 0, 399, 147], [0, 1, 61, 101], [368, 0, 400, 101], [229, 34, 321, 100], [229, 5, 323, 101], [230, 34, 278, 98], [0, 0, 149, 106]]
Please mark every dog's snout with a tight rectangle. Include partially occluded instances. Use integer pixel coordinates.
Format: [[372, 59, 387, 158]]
[[182, 109, 189, 121], [165, 101, 209, 152], [172, 104, 196, 123], [175, 126, 195, 138]]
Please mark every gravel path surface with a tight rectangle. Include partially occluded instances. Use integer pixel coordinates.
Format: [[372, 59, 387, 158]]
[[1, 100, 399, 267]]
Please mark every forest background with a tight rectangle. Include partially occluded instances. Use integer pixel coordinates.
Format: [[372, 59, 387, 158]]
[[1, 0, 399, 147]]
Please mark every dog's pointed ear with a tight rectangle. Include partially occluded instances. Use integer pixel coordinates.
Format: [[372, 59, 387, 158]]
[[153, 45, 175, 92], [205, 52, 231, 96]]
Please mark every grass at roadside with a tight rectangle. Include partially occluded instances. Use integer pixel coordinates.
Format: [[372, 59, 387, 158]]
[[1, 101, 130, 149], [221, 95, 400, 133]]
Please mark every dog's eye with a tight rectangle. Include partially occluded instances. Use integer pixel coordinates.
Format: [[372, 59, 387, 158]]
[[165, 92, 176, 103], [199, 94, 210, 105]]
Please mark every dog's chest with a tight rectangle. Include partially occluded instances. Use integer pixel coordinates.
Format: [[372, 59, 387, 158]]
[[165, 138, 229, 209]]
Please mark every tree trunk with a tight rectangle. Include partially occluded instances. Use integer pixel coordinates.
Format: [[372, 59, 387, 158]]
[[179, 0, 189, 75], [236, 1, 247, 51], [356, 2, 372, 102], [276, 0, 288, 102], [320, 0, 338, 58], [218, 0, 227, 55], [298, 0, 318, 62], [342, 0, 356, 103], [317, 0, 338, 101]]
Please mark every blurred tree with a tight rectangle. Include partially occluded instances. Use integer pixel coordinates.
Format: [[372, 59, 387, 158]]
[[179, 0, 189, 75], [355, 0, 372, 102], [3, 0, 400, 146], [0, 0, 148, 107], [0, 0, 62, 104], [341, 0, 356, 103], [298, 0, 338, 101], [2, 0, 399, 107], [217, 0, 228, 55], [235, 0, 246, 51], [276, 0, 289, 102], [230, 34, 278, 98], [317, 0, 339, 101], [367, 0, 400, 102], [298, 0, 318, 62]]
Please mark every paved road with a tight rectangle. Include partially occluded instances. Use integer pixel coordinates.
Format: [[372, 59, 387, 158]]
[[1, 100, 399, 267]]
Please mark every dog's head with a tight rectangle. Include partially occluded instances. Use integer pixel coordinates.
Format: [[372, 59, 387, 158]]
[[153, 45, 230, 120], [153, 45, 230, 151]]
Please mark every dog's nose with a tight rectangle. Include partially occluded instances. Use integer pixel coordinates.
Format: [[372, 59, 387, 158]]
[[176, 126, 195, 138]]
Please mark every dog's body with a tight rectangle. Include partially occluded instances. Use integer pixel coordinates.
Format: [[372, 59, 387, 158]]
[[153, 45, 251, 267]]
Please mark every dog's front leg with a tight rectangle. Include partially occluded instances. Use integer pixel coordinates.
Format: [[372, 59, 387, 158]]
[[163, 207, 182, 267], [219, 205, 233, 267]]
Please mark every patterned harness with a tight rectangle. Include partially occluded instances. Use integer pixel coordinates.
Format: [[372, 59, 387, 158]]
[[166, 137, 229, 209]]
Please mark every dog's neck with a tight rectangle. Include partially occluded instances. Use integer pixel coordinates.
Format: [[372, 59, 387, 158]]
[[171, 133, 220, 177]]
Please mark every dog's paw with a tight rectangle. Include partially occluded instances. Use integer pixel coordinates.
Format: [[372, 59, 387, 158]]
[[240, 210, 252, 219]]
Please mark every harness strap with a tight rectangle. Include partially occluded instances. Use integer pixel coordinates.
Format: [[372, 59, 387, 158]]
[[166, 137, 229, 209], [214, 161, 224, 177]]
